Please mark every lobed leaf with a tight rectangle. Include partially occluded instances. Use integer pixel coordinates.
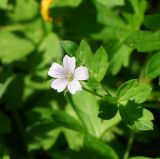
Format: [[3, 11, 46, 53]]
[[125, 31, 160, 52], [116, 79, 152, 104], [119, 102, 154, 131]]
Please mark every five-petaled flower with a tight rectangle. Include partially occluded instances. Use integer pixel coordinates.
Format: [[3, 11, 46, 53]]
[[48, 55, 89, 94]]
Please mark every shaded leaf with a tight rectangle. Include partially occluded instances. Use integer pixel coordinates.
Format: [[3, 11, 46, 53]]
[[98, 96, 118, 120], [119, 102, 154, 131]]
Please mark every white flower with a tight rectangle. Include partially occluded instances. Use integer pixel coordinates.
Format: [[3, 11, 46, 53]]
[[48, 55, 89, 94]]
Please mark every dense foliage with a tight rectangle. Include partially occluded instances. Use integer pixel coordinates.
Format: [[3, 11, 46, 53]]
[[0, 0, 160, 159]]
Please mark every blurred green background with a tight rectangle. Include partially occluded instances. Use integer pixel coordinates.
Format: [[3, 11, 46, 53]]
[[0, 0, 160, 159]]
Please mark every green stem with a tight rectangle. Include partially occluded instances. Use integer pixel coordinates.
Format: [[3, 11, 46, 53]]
[[123, 131, 135, 159], [83, 87, 103, 98]]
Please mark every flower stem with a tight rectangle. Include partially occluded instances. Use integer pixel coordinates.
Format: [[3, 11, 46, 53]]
[[123, 131, 135, 159], [83, 87, 103, 98]]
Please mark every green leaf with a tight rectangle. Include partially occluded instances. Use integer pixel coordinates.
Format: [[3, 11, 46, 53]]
[[0, 112, 11, 133], [52, 0, 83, 7], [27, 105, 61, 151], [95, 0, 124, 7], [125, 31, 160, 52], [38, 33, 63, 68], [122, 0, 147, 30], [92, 2, 129, 40], [144, 14, 160, 30], [51, 111, 87, 133], [72, 91, 101, 137], [145, 52, 160, 79], [61, 40, 78, 56], [91, 46, 109, 81], [117, 79, 152, 104], [119, 102, 154, 131], [83, 135, 119, 159], [0, 31, 35, 63], [0, 0, 9, 9], [107, 42, 132, 75], [8, 0, 39, 21], [129, 156, 152, 159], [98, 96, 118, 120], [76, 40, 92, 69]]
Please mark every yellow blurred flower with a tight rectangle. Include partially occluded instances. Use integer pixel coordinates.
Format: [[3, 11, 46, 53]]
[[40, 0, 53, 22]]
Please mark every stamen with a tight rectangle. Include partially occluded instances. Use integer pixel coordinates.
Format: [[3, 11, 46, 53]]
[[65, 73, 74, 82]]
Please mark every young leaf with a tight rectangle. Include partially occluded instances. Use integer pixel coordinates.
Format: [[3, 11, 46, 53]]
[[83, 135, 119, 159], [116, 79, 152, 104], [76, 40, 92, 69], [145, 52, 160, 79], [119, 102, 154, 131], [61, 40, 78, 56], [125, 31, 160, 52], [91, 46, 109, 81], [51, 110, 87, 133], [98, 96, 118, 120]]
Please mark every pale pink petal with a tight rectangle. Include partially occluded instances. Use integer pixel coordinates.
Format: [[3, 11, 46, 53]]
[[74, 67, 89, 80], [63, 55, 75, 73], [51, 79, 68, 92], [48, 63, 65, 78], [67, 79, 82, 94]]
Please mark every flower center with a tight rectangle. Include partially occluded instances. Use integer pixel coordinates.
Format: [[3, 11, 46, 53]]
[[65, 73, 74, 82]]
